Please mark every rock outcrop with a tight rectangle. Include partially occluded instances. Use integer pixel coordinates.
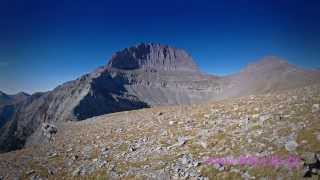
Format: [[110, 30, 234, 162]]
[[107, 43, 198, 72]]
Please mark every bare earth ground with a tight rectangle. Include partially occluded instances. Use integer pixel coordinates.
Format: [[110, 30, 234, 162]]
[[0, 84, 320, 180]]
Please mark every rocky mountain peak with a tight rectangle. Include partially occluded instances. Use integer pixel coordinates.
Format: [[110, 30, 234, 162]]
[[107, 43, 199, 72]]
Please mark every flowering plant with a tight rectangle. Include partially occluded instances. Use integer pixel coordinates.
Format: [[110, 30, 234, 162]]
[[204, 155, 301, 169]]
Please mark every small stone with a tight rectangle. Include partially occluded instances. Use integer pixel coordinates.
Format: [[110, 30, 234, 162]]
[[98, 160, 107, 168], [177, 136, 187, 146], [213, 163, 224, 171], [48, 152, 58, 158], [48, 168, 54, 175], [117, 128, 124, 133], [101, 147, 108, 151], [101, 147, 109, 154], [200, 140, 208, 149], [26, 170, 35, 175], [285, 140, 298, 152], [29, 175, 41, 180], [312, 104, 320, 113], [252, 114, 259, 119], [181, 155, 190, 165], [301, 140, 308, 144], [204, 114, 210, 119], [72, 167, 81, 176], [193, 161, 200, 167], [41, 123, 58, 142], [315, 152, 320, 161], [128, 145, 136, 152], [259, 114, 270, 124], [241, 171, 253, 179], [161, 130, 168, 136], [72, 155, 79, 161], [169, 121, 176, 125], [316, 133, 320, 142]]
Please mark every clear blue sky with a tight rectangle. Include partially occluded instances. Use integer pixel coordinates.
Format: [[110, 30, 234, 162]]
[[1, 0, 320, 94]]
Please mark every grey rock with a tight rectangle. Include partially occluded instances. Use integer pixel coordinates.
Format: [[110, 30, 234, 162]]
[[312, 104, 320, 113], [100, 147, 109, 157], [71, 155, 79, 161], [285, 140, 298, 152], [128, 144, 136, 152], [48, 152, 58, 158], [26, 170, 35, 175], [177, 136, 187, 146], [97, 159, 107, 168], [48, 168, 54, 175], [29, 175, 43, 180], [316, 133, 320, 142], [259, 114, 271, 124], [41, 123, 57, 143], [71, 166, 81, 176], [212, 163, 224, 172], [241, 171, 254, 180], [171, 154, 201, 178]]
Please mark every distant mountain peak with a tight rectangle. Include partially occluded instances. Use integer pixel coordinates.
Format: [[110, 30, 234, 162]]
[[14, 92, 30, 98], [107, 43, 198, 72], [0, 91, 8, 97], [258, 55, 288, 64], [243, 56, 293, 73]]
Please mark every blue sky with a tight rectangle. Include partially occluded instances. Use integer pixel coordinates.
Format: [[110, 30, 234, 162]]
[[1, 0, 320, 94]]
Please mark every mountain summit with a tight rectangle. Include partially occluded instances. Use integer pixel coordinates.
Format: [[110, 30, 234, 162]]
[[107, 43, 198, 72], [242, 56, 294, 73]]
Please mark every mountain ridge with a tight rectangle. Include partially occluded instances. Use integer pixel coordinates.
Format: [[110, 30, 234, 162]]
[[0, 43, 320, 153]]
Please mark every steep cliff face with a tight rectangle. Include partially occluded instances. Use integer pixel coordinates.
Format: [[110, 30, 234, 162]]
[[107, 43, 198, 72], [106, 43, 224, 105], [1, 43, 320, 153]]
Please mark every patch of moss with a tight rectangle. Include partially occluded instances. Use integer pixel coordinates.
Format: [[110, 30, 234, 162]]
[[277, 127, 292, 137], [22, 160, 49, 179], [200, 166, 219, 179], [118, 143, 129, 152], [297, 125, 320, 152]]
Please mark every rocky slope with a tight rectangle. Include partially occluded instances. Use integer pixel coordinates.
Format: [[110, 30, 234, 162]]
[[0, 43, 320, 153], [0, 84, 319, 179]]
